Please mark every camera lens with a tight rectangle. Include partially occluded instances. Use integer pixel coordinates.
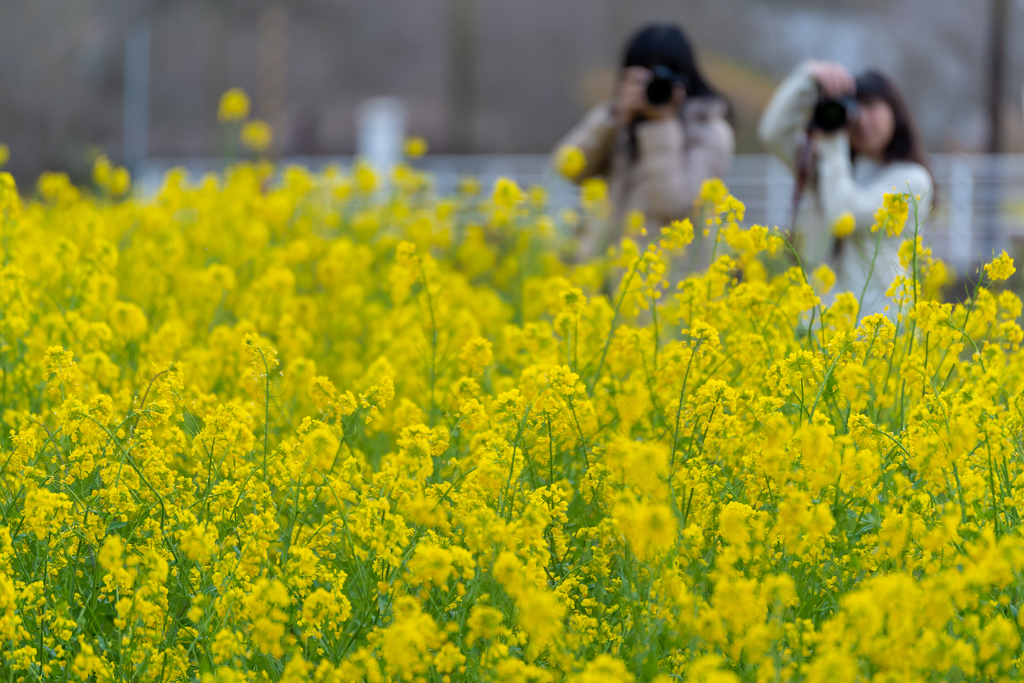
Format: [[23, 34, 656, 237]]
[[646, 77, 674, 106], [645, 66, 684, 106], [812, 97, 858, 133]]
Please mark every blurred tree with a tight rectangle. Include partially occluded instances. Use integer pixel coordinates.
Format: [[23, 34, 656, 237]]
[[258, 3, 289, 156], [988, 0, 1009, 153], [448, 0, 477, 153]]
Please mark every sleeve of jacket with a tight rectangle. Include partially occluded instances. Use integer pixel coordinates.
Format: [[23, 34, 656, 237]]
[[552, 103, 618, 182], [758, 61, 819, 171], [634, 99, 735, 222], [816, 134, 934, 232]]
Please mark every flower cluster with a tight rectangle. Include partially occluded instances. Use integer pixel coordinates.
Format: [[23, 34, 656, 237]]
[[218, 88, 273, 153], [0, 156, 1022, 683]]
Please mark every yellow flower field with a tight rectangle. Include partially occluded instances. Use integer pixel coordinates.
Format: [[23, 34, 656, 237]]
[[1, 156, 1023, 683]]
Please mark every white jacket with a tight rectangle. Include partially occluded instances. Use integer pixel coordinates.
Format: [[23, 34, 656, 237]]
[[758, 61, 933, 315]]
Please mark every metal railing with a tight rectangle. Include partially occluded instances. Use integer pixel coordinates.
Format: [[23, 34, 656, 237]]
[[138, 153, 1024, 275]]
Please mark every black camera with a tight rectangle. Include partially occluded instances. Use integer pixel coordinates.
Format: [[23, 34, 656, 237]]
[[646, 66, 688, 106], [812, 95, 859, 132]]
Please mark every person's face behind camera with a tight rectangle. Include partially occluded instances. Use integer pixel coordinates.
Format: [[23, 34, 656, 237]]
[[851, 99, 895, 161], [614, 66, 685, 124]]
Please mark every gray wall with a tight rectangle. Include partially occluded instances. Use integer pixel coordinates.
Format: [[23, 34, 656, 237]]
[[1, 0, 1022, 182]]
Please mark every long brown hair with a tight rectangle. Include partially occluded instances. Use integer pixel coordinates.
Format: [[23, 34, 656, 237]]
[[854, 70, 934, 187]]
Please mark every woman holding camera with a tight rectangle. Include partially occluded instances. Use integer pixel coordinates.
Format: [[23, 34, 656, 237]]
[[554, 23, 734, 260], [759, 60, 933, 315]]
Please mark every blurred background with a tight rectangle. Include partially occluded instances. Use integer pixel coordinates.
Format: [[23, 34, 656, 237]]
[[3, 0, 1024, 274]]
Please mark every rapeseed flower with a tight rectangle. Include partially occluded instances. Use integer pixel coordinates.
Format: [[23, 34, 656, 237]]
[[555, 144, 586, 179], [0, 160, 1021, 682], [217, 87, 251, 121], [985, 250, 1016, 281], [404, 135, 428, 159], [871, 190, 910, 237], [241, 119, 273, 152], [832, 210, 855, 238]]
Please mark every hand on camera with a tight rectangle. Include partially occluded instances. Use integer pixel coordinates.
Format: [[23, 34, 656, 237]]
[[807, 60, 855, 98], [613, 66, 685, 124]]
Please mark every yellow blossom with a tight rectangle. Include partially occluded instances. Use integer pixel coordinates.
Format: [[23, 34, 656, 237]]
[[241, 120, 273, 152], [812, 263, 836, 294], [218, 87, 251, 121], [2, 154, 1022, 681], [832, 211, 855, 238], [554, 144, 586, 179], [871, 190, 910, 237], [985, 250, 1015, 282], [404, 136, 428, 159]]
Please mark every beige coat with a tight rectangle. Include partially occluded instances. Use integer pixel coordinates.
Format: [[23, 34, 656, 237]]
[[555, 97, 734, 260], [758, 61, 933, 315]]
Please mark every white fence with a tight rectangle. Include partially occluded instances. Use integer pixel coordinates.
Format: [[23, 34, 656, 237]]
[[139, 153, 1024, 276]]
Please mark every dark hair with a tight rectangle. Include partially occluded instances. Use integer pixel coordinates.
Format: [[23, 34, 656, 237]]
[[854, 70, 934, 185], [620, 24, 731, 160], [622, 23, 722, 101]]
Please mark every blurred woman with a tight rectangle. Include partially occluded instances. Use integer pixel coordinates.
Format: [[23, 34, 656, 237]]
[[759, 60, 933, 314], [554, 23, 734, 261]]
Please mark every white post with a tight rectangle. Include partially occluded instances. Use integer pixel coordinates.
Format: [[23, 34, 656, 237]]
[[356, 97, 407, 178]]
